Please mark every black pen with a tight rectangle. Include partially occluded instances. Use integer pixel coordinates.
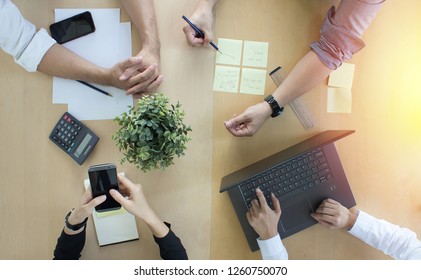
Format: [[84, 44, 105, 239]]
[[77, 80, 113, 97], [182, 15, 221, 54]]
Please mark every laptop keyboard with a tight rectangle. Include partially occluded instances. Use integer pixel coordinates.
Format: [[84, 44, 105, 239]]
[[239, 148, 333, 208]]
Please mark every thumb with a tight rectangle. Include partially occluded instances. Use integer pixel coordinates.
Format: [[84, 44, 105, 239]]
[[224, 113, 248, 129], [109, 189, 127, 206], [271, 193, 281, 213]]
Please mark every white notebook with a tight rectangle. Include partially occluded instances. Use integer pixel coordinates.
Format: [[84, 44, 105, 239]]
[[83, 175, 139, 246]]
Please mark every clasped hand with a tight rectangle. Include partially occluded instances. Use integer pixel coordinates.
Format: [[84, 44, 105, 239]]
[[108, 49, 163, 98]]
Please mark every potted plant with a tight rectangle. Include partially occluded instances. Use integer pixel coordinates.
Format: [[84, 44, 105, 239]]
[[113, 93, 192, 172]]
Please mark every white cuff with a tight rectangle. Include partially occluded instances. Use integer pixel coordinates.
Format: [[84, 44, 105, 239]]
[[16, 28, 56, 72], [257, 234, 288, 260]]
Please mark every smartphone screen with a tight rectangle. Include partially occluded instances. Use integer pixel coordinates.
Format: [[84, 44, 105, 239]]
[[88, 164, 121, 212], [50, 11, 95, 44]]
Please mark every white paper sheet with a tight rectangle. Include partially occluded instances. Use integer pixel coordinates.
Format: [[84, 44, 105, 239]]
[[52, 9, 133, 120]]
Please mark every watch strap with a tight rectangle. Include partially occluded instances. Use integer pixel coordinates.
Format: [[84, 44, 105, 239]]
[[65, 209, 88, 231], [264, 95, 284, 118]]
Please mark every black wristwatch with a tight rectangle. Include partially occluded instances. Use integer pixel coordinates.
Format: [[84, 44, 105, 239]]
[[65, 209, 88, 231], [264, 95, 284, 118]]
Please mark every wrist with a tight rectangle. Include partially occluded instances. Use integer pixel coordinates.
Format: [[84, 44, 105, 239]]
[[64, 209, 88, 235], [258, 230, 278, 240], [259, 101, 273, 119], [198, 0, 218, 10], [86, 67, 112, 87], [143, 214, 170, 238], [140, 40, 161, 56], [264, 95, 284, 118], [346, 210, 359, 231]]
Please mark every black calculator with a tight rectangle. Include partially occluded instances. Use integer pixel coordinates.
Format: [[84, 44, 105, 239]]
[[49, 112, 99, 165]]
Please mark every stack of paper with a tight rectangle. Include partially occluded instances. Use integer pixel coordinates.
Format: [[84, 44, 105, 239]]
[[327, 62, 355, 113], [213, 38, 269, 95], [52, 9, 133, 120]]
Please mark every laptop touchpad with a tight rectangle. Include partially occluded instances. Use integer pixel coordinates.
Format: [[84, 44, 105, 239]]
[[280, 199, 314, 232]]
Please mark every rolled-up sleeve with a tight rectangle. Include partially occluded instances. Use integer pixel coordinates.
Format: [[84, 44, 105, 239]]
[[310, 0, 385, 70], [0, 0, 56, 72]]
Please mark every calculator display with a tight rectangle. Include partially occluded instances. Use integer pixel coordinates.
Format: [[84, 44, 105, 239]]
[[74, 133, 92, 158]]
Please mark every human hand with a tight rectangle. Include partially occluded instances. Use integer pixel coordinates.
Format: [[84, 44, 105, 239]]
[[246, 188, 282, 240], [311, 198, 358, 230], [121, 48, 163, 98], [64, 189, 106, 234], [107, 56, 163, 98], [224, 102, 272, 137], [110, 174, 170, 237], [183, 4, 215, 47], [109, 174, 156, 223]]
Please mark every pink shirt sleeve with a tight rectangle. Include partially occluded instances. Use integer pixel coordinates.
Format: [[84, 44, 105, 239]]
[[310, 0, 385, 70]]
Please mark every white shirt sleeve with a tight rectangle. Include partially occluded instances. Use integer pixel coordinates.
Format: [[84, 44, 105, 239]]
[[0, 0, 56, 72], [349, 210, 421, 260], [257, 234, 289, 260]]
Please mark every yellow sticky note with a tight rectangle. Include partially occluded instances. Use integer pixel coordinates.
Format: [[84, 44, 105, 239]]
[[240, 68, 267, 95], [327, 87, 352, 113], [215, 38, 243, 66], [95, 207, 127, 218], [242, 41, 269, 68], [213, 65, 241, 93], [328, 63, 355, 89]]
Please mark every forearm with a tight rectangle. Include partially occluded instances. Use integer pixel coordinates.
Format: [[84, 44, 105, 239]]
[[349, 211, 421, 260], [121, 0, 160, 52], [53, 228, 86, 260], [142, 212, 170, 238], [37, 44, 111, 85], [272, 51, 332, 107]]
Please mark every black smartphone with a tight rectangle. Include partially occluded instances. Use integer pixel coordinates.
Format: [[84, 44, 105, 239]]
[[50, 11, 95, 44], [88, 163, 121, 212]]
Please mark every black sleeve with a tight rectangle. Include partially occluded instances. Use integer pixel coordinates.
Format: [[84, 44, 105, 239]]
[[53, 227, 86, 260], [153, 222, 188, 260]]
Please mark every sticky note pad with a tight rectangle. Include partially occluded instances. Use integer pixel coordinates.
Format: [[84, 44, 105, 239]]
[[327, 87, 352, 113], [215, 38, 243, 66], [242, 41, 269, 68], [213, 65, 241, 93], [328, 63, 355, 89], [95, 207, 127, 218], [240, 68, 267, 95]]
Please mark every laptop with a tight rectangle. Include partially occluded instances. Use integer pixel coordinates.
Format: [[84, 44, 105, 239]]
[[220, 130, 356, 251]]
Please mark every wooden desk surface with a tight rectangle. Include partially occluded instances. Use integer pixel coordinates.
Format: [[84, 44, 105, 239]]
[[1, 0, 421, 260]]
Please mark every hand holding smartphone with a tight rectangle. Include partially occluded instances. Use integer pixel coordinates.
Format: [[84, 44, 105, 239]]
[[88, 163, 121, 212], [50, 11, 95, 44]]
